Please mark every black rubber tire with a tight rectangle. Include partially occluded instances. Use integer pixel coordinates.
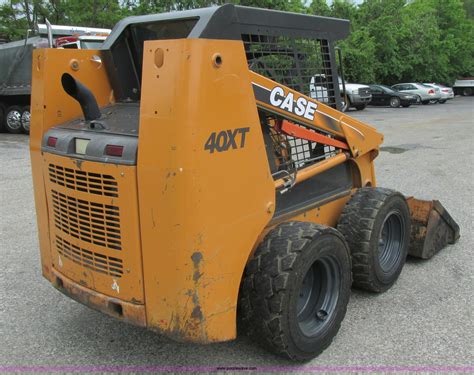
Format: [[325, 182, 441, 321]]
[[355, 104, 366, 111], [238, 221, 352, 361], [421, 100, 430, 105], [462, 88, 473, 96], [21, 105, 30, 134], [401, 104, 411, 108], [389, 97, 400, 108], [439, 100, 446, 104], [4, 105, 23, 134], [0, 104, 6, 132], [337, 188, 410, 293], [341, 96, 350, 112]]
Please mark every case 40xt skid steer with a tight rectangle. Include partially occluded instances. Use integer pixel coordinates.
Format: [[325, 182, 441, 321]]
[[30, 5, 459, 361]]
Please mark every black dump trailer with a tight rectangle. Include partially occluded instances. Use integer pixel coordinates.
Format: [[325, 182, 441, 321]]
[[0, 24, 110, 134], [0, 37, 45, 134]]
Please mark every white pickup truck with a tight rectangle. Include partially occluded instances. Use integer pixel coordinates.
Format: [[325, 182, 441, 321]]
[[453, 78, 474, 96], [310, 74, 372, 111]]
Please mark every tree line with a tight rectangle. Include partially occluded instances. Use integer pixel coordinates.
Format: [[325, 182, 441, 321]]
[[1, 0, 472, 85]]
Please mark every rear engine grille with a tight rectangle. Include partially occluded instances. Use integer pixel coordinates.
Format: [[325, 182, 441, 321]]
[[49, 164, 118, 197], [51, 190, 122, 250], [56, 235, 123, 278]]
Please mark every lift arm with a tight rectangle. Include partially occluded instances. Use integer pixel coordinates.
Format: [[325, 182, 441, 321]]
[[249, 71, 384, 158]]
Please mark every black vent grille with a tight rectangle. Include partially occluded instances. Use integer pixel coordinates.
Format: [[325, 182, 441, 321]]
[[49, 164, 118, 198], [51, 190, 122, 250], [56, 235, 123, 278]]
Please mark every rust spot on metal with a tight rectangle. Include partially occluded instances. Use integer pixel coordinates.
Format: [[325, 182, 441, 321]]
[[191, 251, 202, 266], [73, 159, 83, 170], [191, 306, 203, 320]]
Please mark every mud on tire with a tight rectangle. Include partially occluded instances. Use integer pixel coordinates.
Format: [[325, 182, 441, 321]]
[[337, 187, 410, 293], [238, 221, 352, 361]]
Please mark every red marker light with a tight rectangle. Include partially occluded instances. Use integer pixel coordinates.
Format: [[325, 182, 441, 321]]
[[428, 89, 435, 94], [105, 144, 124, 157], [47, 137, 58, 147]]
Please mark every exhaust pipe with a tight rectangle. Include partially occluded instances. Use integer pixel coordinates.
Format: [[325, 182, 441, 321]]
[[61, 73, 101, 122]]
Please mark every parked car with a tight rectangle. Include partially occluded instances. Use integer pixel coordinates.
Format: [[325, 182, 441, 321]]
[[421, 83, 442, 104], [369, 84, 418, 108], [391, 83, 441, 105], [310, 75, 372, 111], [423, 83, 454, 103]]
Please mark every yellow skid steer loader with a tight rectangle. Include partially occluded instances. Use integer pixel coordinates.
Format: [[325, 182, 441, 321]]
[[29, 5, 459, 361]]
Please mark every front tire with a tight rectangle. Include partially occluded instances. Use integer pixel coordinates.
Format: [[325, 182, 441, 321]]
[[21, 106, 30, 134], [355, 104, 366, 111], [341, 95, 350, 112], [337, 188, 410, 293], [389, 97, 400, 108], [239, 222, 351, 361], [4, 106, 23, 134], [0, 104, 6, 132]]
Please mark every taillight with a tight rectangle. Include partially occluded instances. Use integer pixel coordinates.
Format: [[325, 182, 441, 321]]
[[47, 137, 57, 147], [442, 89, 449, 93], [105, 144, 124, 157], [428, 89, 435, 94]]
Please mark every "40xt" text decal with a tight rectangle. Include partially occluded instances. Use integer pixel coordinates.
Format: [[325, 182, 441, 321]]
[[204, 127, 250, 154]]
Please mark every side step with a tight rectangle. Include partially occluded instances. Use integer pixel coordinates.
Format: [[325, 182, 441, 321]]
[[406, 197, 460, 259]]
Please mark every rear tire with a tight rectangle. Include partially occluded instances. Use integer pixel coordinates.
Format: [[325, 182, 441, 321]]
[[462, 88, 473, 96], [439, 100, 446, 104], [389, 97, 400, 108], [337, 188, 410, 293], [239, 222, 352, 361], [355, 104, 366, 111], [5, 106, 23, 134]]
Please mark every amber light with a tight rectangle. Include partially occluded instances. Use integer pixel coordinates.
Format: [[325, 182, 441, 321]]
[[47, 137, 58, 147], [105, 144, 124, 157]]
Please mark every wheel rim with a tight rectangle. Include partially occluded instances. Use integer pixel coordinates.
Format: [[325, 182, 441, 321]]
[[21, 111, 30, 131], [297, 254, 340, 337], [390, 98, 399, 107], [341, 97, 348, 112], [378, 211, 405, 273], [6, 110, 22, 130]]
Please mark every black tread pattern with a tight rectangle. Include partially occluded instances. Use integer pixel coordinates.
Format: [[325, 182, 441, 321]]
[[238, 221, 347, 360], [337, 187, 404, 292]]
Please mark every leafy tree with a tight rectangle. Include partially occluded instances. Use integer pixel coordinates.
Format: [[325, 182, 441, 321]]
[[0, 0, 472, 84]]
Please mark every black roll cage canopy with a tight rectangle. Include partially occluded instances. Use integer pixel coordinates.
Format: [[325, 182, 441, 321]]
[[101, 4, 350, 106]]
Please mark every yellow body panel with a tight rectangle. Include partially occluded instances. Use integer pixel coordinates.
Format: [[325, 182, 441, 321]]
[[30, 40, 380, 343], [43, 153, 144, 303], [30, 49, 113, 282], [137, 39, 275, 342]]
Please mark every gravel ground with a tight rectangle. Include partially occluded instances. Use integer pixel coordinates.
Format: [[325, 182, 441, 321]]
[[0, 97, 473, 372]]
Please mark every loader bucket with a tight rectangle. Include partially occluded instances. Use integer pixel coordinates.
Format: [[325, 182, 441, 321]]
[[406, 197, 460, 259]]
